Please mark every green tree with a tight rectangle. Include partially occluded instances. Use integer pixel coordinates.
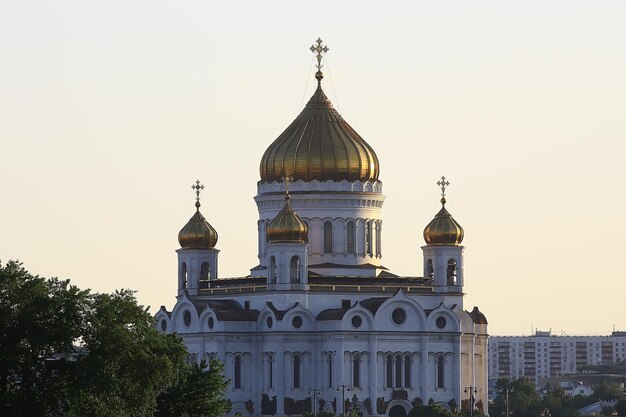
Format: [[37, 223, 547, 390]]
[[155, 359, 231, 417], [0, 260, 229, 417], [591, 382, 624, 401], [489, 378, 540, 417], [409, 404, 454, 417]]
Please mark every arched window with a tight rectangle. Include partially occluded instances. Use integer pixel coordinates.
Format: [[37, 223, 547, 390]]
[[347, 221, 355, 254], [201, 262, 209, 281], [404, 355, 411, 388], [366, 220, 373, 256], [293, 354, 301, 388], [395, 355, 403, 388], [376, 220, 382, 256], [269, 257, 276, 283], [181, 262, 187, 288], [437, 354, 445, 389], [328, 353, 334, 388], [447, 259, 457, 285], [353, 354, 361, 388], [426, 259, 434, 278], [324, 221, 333, 253], [290, 256, 300, 283], [267, 353, 274, 389], [234, 355, 242, 389], [386, 355, 393, 388]]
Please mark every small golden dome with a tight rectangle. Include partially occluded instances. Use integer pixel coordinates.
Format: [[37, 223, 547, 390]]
[[259, 77, 380, 183], [423, 197, 464, 246], [178, 201, 218, 249], [267, 195, 308, 243]]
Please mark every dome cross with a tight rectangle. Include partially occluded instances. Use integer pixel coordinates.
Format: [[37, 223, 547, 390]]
[[437, 176, 450, 197], [281, 173, 294, 196], [191, 180, 204, 206], [310, 37, 329, 71]]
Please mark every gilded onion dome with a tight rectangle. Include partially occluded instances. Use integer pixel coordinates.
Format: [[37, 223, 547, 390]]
[[259, 39, 379, 183], [178, 182, 218, 249], [267, 195, 308, 243], [423, 197, 464, 246]]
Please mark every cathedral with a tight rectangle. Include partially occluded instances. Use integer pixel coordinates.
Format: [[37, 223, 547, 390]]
[[156, 39, 488, 417]]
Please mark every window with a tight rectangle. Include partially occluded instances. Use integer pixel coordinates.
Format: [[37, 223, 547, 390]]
[[404, 355, 411, 387], [324, 222, 333, 253], [200, 262, 209, 280], [437, 354, 445, 389], [290, 256, 301, 283], [293, 354, 301, 388], [376, 220, 382, 256], [347, 221, 356, 254], [366, 220, 373, 256], [353, 355, 361, 387], [395, 355, 403, 387], [267, 353, 274, 389], [386, 355, 393, 387], [426, 259, 434, 278], [269, 256, 276, 283], [234, 355, 242, 389], [447, 259, 457, 285], [328, 353, 334, 388], [181, 262, 187, 288], [183, 310, 192, 327]]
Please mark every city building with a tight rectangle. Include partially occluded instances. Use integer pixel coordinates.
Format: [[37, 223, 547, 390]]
[[156, 39, 489, 417], [489, 330, 626, 387]]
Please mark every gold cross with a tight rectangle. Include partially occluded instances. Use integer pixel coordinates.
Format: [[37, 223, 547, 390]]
[[281, 173, 293, 196], [191, 180, 204, 203], [309, 37, 329, 71], [437, 176, 450, 197]]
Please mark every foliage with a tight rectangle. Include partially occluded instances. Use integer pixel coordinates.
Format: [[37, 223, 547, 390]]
[[409, 404, 455, 417], [615, 398, 626, 417], [155, 359, 231, 417], [303, 411, 335, 417], [0, 260, 229, 417]]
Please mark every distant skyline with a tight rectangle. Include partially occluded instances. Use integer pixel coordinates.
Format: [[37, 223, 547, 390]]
[[1, 1, 625, 335]]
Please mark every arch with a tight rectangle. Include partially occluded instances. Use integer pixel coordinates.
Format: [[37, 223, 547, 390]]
[[290, 256, 301, 283], [200, 261, 209, 280], [447, 259, 457, 285], [386, 401, 411, 417], [347, 221, 356, 254], [324, 221, 333, 253], [426, 259, 434, 278]]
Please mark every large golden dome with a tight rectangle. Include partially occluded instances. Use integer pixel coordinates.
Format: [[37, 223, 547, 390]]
[[178, 201, 218, 249], [267, 195, 308, 243], [259, 72, 380, 183], [423, 197, 464, 246]]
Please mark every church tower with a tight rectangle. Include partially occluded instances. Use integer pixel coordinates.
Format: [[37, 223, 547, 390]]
[[255, 38, 385, 278], [422, 176, 465, 293], [176, 180, 219, 296]]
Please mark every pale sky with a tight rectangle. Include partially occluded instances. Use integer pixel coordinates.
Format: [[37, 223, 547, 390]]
[[1, 1, 625, 335]]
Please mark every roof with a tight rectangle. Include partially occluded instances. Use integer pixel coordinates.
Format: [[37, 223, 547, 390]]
[[192, 299, 260, 321]]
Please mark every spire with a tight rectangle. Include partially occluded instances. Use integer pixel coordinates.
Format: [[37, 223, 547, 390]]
[[178, 179, 218, 249], [309, 37, 329, 86]]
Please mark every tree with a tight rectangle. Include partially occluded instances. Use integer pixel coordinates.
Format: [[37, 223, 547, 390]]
[[409, 404, 455, 417], [0, 260, 229, 417], [591, 382, 624, 402], [489, 378, 540, 417], [155, 359, 231, 417]]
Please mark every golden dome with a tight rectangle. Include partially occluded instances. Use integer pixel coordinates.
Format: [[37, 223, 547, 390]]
[[259, 73, 380, 183], [267, 195, 308, 243], [178, 201, 218, 249], [423, 197, 464, 246]]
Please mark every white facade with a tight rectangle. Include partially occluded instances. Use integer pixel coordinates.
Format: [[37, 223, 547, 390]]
[[489, 330, 626, 385], [156, 46, 488, 417]]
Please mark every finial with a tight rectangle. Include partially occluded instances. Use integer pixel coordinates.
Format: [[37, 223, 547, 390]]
[[309, 37, 329, 84], [281, 173, 293, 199], [191, 180, 204, 209], [437, 176, 450, 206]]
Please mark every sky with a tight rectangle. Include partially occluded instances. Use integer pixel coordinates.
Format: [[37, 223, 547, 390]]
[[1, 1, 625, 336]]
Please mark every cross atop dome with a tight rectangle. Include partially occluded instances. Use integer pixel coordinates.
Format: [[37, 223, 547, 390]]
[[192, 180, 204, 208], [437, 176, 450, 198], [281, 173, 293, 196], [309, 37, 329, 71]]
